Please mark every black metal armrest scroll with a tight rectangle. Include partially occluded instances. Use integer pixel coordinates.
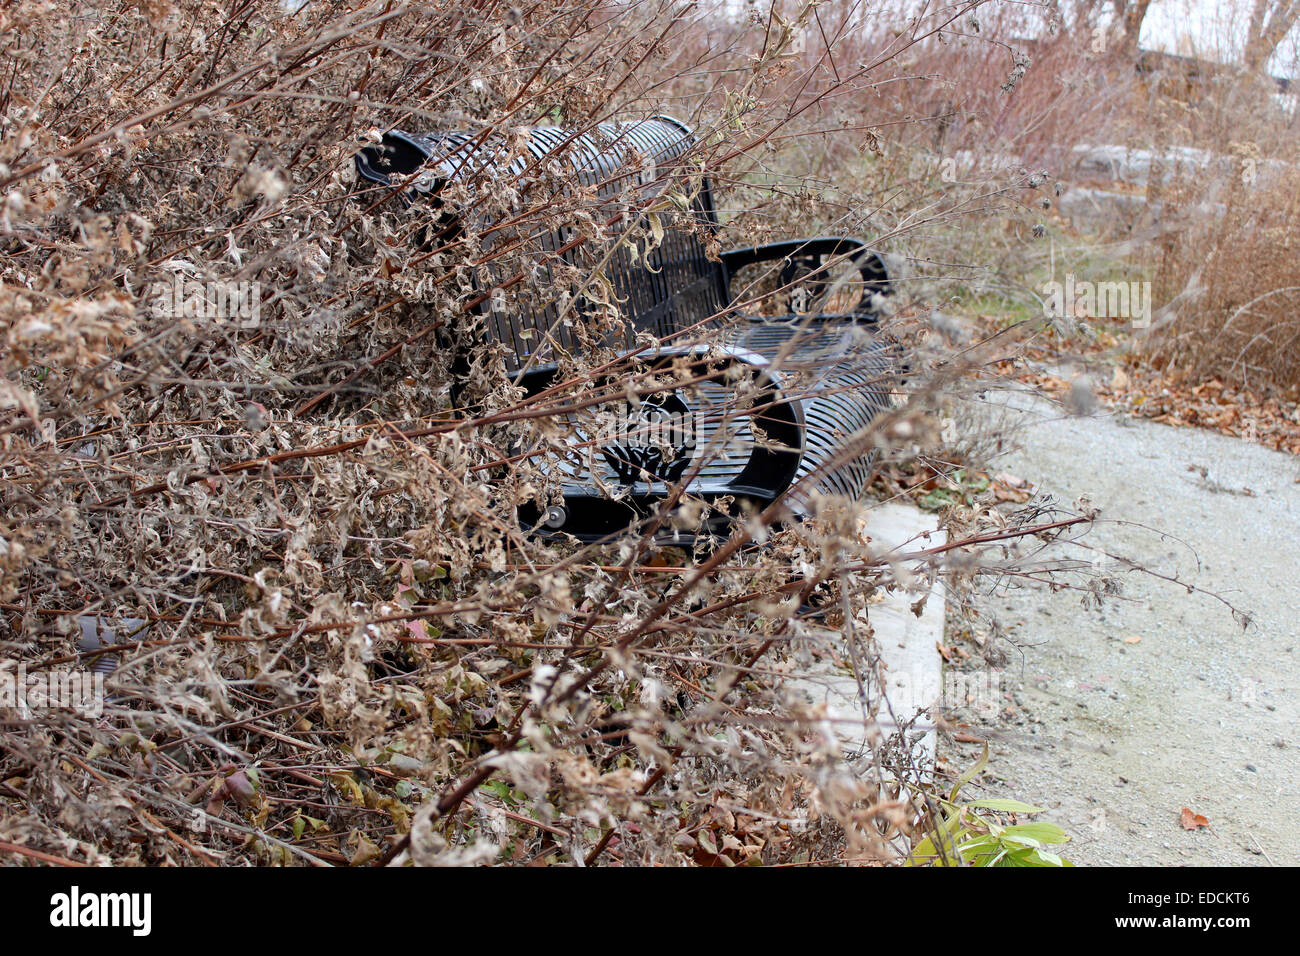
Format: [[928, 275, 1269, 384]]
[[720, 236, 891, 318], [512, 348, 806, 543]]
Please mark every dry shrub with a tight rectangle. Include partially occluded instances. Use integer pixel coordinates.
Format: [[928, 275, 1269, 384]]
[[998, 5, 1300, 392], [0, 0, 1089, 867], [1140, 121, 1300, 391], [718, 3, 1147, 323]]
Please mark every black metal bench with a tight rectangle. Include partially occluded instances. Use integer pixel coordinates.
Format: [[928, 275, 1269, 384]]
[[354, 116, 898, 542]]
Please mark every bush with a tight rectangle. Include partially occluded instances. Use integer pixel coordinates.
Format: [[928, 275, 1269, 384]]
[[1144, 141, 1300, 392], [0, 0, 1089, 866]]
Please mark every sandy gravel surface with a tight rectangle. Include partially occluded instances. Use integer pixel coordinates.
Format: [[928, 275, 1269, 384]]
[[945, 387, 1300, 866]]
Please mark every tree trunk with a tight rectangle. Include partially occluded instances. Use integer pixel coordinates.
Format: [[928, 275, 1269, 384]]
[[1120, 0, 1153, 55], [1243, 0, 1300, 73]]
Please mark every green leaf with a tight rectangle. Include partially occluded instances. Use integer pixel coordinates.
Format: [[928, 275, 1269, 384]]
[[967, 798, 1044, 814], [906, 836, 936, 866], [949, 743, 989, 802], [956, 837, 997, 861], [1001, 833, 1046, 849], [907, 834, 946, 866], [1008, 856, 1036, 868], [969, 845, 1008, 867], [1002, 822, 1070, 844], [290, 811, 325, 841]]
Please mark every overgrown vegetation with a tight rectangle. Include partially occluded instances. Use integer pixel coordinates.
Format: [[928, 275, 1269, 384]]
[[6, 0, 1278, 868], [907, 746, 1074, 866], [1142, 154, 1300, 391]]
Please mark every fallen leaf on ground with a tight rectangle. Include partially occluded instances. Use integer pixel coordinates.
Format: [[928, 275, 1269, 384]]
[[983, 317, 1300, 456], [1180, 807, 1210, 830], [992, 479, 1033, 503], [994, 471, 1031, 488], [1123, 635, 1142, 644]]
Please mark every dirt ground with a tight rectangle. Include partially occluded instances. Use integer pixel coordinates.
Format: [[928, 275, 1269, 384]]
[[943, 386, 1300, 866]]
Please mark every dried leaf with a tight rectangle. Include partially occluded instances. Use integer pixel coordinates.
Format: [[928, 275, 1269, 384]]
[[1179, 807, 1210, 830]]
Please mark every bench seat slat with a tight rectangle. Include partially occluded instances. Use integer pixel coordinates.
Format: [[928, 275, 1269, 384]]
[[355, 116, 901, 538]]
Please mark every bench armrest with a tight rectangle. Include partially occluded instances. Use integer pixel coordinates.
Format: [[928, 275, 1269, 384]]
[[720, 236, 891, 318]]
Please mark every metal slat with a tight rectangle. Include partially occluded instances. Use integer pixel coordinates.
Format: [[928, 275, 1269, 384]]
[[357, 118, 900, 535]]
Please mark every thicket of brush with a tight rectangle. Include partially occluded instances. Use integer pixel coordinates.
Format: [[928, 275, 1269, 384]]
[[1142, 128, 1300, 393], [857, 0, 1300, 396], [1038, 12, 1300, 394], [0, 0, 1098, 866]]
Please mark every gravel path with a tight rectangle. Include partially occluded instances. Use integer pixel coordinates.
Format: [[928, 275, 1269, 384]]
[[946, 387, 1300, 866]]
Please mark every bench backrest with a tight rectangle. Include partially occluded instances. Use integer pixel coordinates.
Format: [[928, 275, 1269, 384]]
[[355, 117, 727, 368]]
